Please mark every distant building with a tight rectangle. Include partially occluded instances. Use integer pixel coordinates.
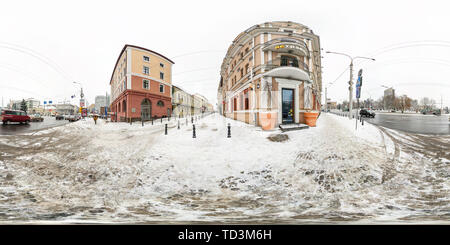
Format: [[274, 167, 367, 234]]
[[327, 101, 337, 110], [192, 93, 209, 115], [383, 88, 395, 110], [94, 94, 110, 113], [56, 104, 76, 115], [172, 85, 192, 118]]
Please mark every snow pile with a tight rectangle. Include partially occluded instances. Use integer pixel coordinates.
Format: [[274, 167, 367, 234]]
[[0, 113, 448, 224]]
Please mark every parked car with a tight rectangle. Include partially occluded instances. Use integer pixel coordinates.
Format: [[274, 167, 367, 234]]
[[30, 114, 44, 122], [360, 109, 375, 118], [1, 109, 31, 124], [55, 114, 64, 120]]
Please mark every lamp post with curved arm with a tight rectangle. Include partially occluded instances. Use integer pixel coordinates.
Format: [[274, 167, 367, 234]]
[[326, 51, 375, 119]]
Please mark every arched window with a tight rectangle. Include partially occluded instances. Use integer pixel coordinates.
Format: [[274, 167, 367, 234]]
[[157, 100, 164, 107], [123, 100, 127, 112]]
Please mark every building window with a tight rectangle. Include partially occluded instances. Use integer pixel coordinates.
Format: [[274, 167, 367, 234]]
[[157, 100, 164, 107], [160, 63, 164, 68], [143, 56, 150, 62], [244, 89, 249, 110], [143, 79, 149, 90], [159, 84, 164, 93], [233, 98, 237, 111], [160, 72, 164, 80], [281, 55, 299, 67], [122, 100, 126, 112], [143, 66, 149, 75]]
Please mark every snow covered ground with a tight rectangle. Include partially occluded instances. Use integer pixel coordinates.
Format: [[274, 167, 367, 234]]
[[0, 113, 448, 224]]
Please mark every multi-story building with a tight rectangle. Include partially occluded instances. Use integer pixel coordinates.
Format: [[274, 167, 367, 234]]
[[192, 93, 208, 115], [56, 104, 76, 115], [94, 94, 110, 113], [8, 98, 40, 112], [172, 85, 192, 118], [217, 21, 322, 129], [110, 44, 174, 122]]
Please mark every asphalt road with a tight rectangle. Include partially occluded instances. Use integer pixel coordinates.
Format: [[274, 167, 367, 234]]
[[0, 116, 69, 135], [364, 112, 450, 135]]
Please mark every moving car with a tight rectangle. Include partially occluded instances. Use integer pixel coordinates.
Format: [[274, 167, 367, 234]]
[[55, 114, 64, 120], [1, 109, 31, 124], [30, 114, 44, 122], [360, 109, 375, 118], [66, 114, 80, 122]]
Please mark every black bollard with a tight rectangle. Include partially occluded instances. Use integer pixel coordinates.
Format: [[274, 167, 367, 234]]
[[227, 123, 231, 138], [178, 120, 180, 129], [168, 116, 170, 121], [362, 119, 364, 125], [191, 117, 193, 123], [165, 123, 168, 135], [142, 119, 144, 127], [151, 118, 153, 125], [130, 118, 132, 125], [193, 124, 196, 138], [161, 117, 162, 123]]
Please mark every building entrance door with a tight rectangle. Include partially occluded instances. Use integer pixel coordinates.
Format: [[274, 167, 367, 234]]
[[282, 88, 294, 124], [141, 99, 152, 120]]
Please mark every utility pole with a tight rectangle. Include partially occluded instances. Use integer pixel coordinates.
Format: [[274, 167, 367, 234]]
[[326, 51, 375, 120]]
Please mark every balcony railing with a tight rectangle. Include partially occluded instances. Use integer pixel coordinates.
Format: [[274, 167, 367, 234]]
[[265, 57, 309, 74]]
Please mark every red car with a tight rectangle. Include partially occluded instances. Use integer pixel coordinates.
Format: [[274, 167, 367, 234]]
[[1, 110, 31, 124]]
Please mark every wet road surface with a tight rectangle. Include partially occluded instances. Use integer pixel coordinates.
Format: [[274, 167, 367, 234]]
[[0, 117, 69, 135], [364, 113, 449, 135]]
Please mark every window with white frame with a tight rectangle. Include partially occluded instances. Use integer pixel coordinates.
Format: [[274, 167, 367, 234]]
[[143, 56, 150, 62], [160, 63, 164, 68], [160, 72, 164, 80], [143, 79, 149, 90], [143, 66, 149, 75], [159, 84, 164, 93]]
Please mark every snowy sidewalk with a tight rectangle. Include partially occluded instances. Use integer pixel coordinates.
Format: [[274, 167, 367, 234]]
[[1, 113, 448, 224]]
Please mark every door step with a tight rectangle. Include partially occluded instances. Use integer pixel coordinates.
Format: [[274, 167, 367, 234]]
[[279, 123, 309, 132]]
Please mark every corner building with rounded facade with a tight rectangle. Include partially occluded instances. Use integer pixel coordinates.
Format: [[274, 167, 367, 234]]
[[110, 44, 174, 122], [218, 21, 322, 129]]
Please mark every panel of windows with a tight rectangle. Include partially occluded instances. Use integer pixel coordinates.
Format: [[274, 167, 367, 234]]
[[159, 84, 164, 93], [143, 66, 149, 75], [143, 79, 149, 90]]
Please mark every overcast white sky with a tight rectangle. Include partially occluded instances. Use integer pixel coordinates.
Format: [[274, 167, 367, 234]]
[[1, 0, 449, 108]]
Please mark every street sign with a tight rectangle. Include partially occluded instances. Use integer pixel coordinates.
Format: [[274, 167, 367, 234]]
[[355, 69, 363, 99], [44, 101, 47, 105], [49, 101, 52, 104]]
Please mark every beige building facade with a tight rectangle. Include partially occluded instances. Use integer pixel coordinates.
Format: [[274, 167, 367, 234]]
[[218, 21, 322, 129]]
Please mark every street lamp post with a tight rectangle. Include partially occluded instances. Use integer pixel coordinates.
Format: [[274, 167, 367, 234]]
[[326, 51, 375, 119]]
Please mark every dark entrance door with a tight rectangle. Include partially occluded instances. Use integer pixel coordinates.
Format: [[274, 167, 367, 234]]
[[282, 88, 294, 124], [141, 99, 152, 120]]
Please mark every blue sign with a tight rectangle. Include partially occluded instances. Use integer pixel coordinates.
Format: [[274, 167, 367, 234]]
[[44, 101, 47, 105], [49, 101, 52, 104], [356, 69, 363, 99]]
